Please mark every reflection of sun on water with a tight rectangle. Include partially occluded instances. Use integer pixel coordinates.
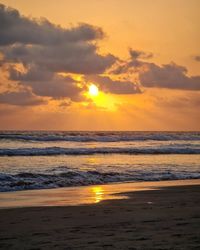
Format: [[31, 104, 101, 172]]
[[92, 187, 104, 203]]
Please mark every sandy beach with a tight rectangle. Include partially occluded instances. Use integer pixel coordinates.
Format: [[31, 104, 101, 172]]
[[0, 180, 200, 249]]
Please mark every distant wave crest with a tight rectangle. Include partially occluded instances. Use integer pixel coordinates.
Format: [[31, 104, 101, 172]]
[[0, 132, 200, 142], [0, 146, 200, 156]]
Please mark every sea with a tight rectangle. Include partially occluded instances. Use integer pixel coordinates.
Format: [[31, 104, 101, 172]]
[[0, 131, 199, 192]]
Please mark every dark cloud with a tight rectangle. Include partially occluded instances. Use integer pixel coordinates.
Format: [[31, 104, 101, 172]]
[[129, 49, 153, 60], [28, 77, 85, 102], [9, 65, 53, 81], [3, 43, 116, 74], [112, 48, 200, 91], [0, 4, 104, 46], [0, 3, 118, 106], [8, 66, 85, 101], [194, 55, 200, 62], [139, 62, 200, 90], [0, 3, 116, 76], [127, 50, 200, 91], [1, 3, 199, 110], [86, 75, 141, 94], [0, 89, 45, 106], [110, 48, 151, 75]]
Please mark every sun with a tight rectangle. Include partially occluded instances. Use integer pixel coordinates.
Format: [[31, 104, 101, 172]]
[[89, 84, 99, 97]]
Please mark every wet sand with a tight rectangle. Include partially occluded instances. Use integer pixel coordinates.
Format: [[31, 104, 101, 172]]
[[0, 180, 200, 249]]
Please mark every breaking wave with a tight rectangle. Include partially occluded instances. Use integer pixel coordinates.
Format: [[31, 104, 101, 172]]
[[1, 169, 200, 192]]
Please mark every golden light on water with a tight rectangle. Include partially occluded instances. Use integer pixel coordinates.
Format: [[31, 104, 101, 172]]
[[89, 84, 99, 97], [92, 187, 104, 203]]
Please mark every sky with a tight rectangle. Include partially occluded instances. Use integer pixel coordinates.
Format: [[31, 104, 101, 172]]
[[0, 0, 200, 130]]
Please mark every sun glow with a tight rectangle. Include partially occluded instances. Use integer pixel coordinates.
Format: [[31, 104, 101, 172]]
[[89, 84, 99, 97], [84, 83, 117, 111]]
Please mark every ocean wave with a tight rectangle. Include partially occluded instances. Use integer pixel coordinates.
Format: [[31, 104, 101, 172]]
[[0, 146, 199, 156], [1, 169, 200, 192], [0, 132, 200, 142]]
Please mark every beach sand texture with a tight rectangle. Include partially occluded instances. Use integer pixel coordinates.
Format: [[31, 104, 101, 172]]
[[0, 181, 200, 249]]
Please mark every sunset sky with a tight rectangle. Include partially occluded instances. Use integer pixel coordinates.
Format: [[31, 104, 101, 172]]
[[0, 0, 200, 130]]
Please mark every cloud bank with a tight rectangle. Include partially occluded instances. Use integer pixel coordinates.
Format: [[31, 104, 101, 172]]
[[0, 3, 118, 106], [0, 3, 200, 110], [0, 89, 45, 106], [112, 49, 200, 91], [139, 62, 200, 90]]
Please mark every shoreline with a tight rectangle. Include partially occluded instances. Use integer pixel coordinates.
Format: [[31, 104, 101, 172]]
[[0, 179, 200, 208], [0, 181, 200, 249]]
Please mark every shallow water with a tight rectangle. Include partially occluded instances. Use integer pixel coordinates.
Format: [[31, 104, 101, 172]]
[[0, 179, 199, 208]]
